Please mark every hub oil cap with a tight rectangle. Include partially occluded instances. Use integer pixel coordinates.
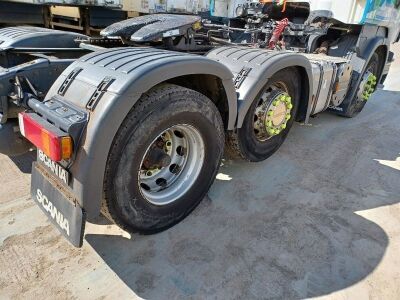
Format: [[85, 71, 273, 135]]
[[359, 72, 377, 101], [254, 90, 293, 141]]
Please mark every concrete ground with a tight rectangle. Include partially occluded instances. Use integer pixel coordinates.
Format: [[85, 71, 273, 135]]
[[1, 44, 400, 300]]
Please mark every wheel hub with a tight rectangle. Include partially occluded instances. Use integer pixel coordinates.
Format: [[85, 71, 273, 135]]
[[271, 101, 289, 126], [143, 147, 172, 170], [254, 91, 293, 141], [138, 124, 205, 206], [358, 72, 377, 101]]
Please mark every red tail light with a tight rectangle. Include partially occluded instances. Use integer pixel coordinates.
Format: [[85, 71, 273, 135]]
[[18, 112, 73, 162]]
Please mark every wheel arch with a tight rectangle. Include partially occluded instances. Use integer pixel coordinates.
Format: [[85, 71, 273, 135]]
[[44, 48, 238, 219], [71, 75, 235, 220], [295, 65, 312, 122], [118, 58, 238, 131], [165, 74, 236, 130], [356, 25, 390, 84], [235, 56, 313, 127], [343, 36, 389, 111], [373, 44, 388, 79], [334, 28, 390, 116]]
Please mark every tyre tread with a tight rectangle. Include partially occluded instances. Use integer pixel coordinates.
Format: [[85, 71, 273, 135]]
[[102, 83, 224, 234]]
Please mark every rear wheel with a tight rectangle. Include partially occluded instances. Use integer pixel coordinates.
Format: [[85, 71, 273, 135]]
[[102, 84, 224, 233], [226, 68, 300, 162]]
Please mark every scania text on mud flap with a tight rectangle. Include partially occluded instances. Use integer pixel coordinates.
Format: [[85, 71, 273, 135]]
[[0, 1, 398, 247], [31, 163, 85, 247], [36, 188, 70, 236], [37, 149, 69, 185]]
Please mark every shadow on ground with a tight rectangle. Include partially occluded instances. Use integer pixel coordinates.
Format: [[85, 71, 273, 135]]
[[86, 90, 400, 299], [9, 150, 36, 174]]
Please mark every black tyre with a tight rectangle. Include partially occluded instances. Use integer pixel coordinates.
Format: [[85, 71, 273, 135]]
[[102, 84, 224, 233], [226, 68, 300, 162], [342, 52, 381, 118]]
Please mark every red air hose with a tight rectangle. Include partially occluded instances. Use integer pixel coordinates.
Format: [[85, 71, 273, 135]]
[[268, 18, 289, 49]]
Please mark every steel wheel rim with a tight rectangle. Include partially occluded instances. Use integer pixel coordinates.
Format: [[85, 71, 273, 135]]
[[138, 124, 205, 206]]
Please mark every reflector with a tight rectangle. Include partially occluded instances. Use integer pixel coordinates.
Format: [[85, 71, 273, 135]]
[[18, 112, 72, 161]]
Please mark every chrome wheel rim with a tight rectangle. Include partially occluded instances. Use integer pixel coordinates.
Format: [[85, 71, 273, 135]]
[[138, 124, 205, 206], [253, 82, 293, 142]]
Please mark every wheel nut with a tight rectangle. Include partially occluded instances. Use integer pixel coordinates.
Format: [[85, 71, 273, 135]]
[[146, 171, 152, 176], [285, 114, 291, 120], [281, 123, 287, 130], [267, 110, 274, 117]]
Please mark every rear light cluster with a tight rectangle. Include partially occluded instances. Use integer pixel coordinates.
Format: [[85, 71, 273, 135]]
[[19, 112, 73, 162]]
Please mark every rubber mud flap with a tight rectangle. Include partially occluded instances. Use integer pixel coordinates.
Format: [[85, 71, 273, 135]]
[[31, 162, 85, 247]]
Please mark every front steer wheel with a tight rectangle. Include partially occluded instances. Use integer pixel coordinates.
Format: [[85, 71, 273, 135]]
[[102, 84, 224, 233], [339, 52, 381, 118]]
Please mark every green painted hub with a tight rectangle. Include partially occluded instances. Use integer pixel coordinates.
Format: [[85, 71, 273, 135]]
[[362, 73, 377, 101], [264, 92, 293, 137]]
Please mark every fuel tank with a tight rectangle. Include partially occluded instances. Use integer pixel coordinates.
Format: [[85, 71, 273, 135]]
[[302, 53, 352, 115]]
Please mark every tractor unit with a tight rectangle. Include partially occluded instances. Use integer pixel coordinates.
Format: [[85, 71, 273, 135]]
[[0, 0, 399, 246]]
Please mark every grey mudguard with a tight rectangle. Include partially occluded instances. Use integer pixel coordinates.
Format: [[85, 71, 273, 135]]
[[331, 24, 390, 115], [206, 46, 313, 127], [44, 47, 237, 219], [0, 27, 86, 50]]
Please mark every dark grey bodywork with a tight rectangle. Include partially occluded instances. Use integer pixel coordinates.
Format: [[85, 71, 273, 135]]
[[44, 47, 239, 218], [206, 47, 313, 126], [0, 26, 86, 50], [42, 45, 315, 219], [330, 25, 392, 115], [0, 23, 392, 223]]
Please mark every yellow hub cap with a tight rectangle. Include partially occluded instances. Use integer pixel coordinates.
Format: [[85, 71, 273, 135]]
[[361, 73, 377, 101], [254, 91, 293, 140], [265, 93, 292, 136]]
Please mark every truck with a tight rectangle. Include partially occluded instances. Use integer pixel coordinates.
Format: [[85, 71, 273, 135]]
[[0, 0, 399, 247], [0, 0, 211, 34]]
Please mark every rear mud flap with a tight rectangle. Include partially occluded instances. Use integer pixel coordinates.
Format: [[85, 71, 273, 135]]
[[31, 163, 85, 247]]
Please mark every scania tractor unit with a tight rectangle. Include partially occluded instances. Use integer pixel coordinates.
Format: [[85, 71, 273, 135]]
[[0, 0, 399, 246]]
